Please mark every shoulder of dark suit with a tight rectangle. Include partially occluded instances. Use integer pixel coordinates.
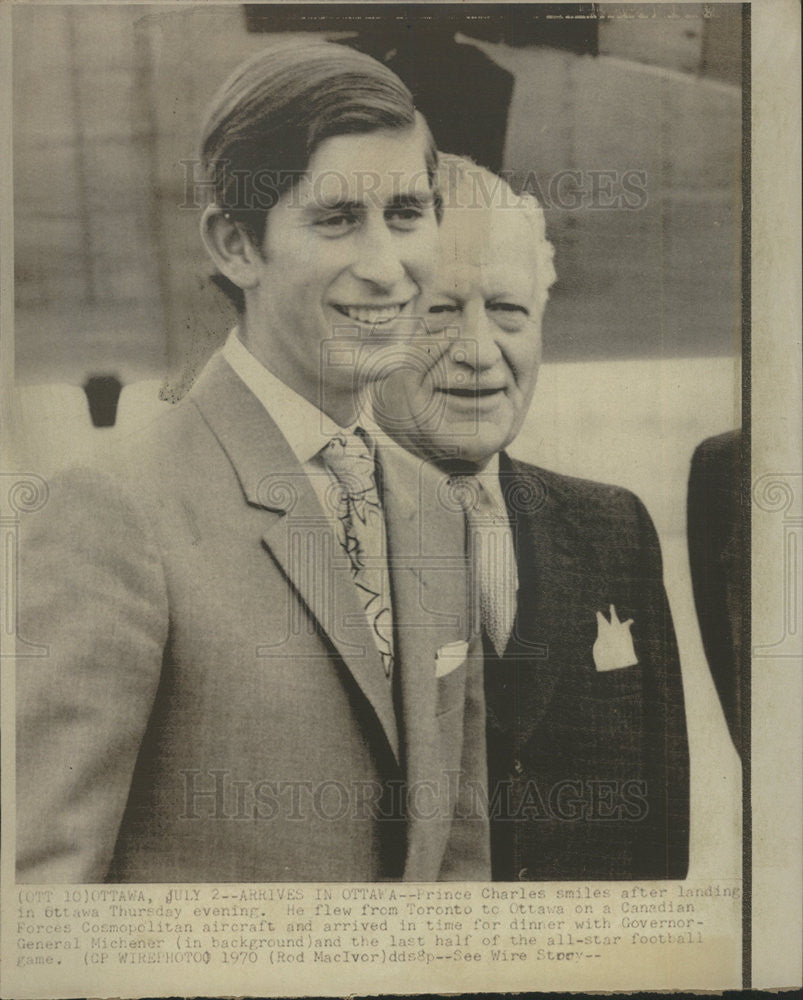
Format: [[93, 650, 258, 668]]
[[500, 452, 647, 518]]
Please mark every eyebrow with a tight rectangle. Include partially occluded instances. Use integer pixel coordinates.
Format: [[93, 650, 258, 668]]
[[385, 191, 435, 211], [305, 191, 435, 215], [488, 297, 530, 309]]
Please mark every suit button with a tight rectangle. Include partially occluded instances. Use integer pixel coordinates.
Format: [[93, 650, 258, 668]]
[[517, 867, 529, 880], [513, 759, 523, 775]]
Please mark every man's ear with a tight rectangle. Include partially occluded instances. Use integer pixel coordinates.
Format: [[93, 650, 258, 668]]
[[200, 205, 262, 292]]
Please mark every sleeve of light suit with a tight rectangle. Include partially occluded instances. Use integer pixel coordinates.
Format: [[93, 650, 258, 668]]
[[16, 467, 169, 882]]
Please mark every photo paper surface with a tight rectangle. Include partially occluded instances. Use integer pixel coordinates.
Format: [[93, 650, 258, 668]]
[[1, 1, 800, 995]]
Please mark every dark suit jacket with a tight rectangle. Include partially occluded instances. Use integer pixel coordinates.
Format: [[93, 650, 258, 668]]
[[17, 353, 490, 883], [687, 429, 744, 755], [483, 454, 690, 881]]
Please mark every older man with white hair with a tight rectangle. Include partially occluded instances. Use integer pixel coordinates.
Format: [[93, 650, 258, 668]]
[[374, 156, 690, 880]]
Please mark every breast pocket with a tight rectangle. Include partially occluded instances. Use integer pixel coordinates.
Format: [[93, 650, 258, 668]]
[[436, 660, 467, 717], [586, 661, 645, 700]]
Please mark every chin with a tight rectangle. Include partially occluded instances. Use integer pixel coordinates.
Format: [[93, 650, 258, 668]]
[[455, 438, 506, 468]]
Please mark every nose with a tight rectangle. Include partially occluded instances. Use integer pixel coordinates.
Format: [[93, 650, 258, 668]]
[[449, 303, 503, 372], [350, 217, 407, 290]]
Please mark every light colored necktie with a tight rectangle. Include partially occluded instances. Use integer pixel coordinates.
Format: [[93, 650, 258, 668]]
[[321, 429, 394, 679], [452, 474, 519, 657]]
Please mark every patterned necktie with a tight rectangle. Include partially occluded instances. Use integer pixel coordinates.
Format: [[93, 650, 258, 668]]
[[452, 474, 519, 657], [321, 430, 394, 679]]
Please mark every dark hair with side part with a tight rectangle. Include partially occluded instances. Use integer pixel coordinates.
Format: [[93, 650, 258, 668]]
[[199, 39, 440, 311]]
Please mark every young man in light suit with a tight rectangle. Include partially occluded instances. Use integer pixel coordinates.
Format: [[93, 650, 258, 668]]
[[374, 157, 690, 880], [16, 44, 489, 883]]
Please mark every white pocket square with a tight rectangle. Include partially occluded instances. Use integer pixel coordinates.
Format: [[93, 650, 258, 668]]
[[593, 605, 638, 672], [435, 640, 469, 678]]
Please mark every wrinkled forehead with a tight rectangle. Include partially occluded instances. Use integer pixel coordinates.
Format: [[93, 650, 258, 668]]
[[436, 203, 538, 296]]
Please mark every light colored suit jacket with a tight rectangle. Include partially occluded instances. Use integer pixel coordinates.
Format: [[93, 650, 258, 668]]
[[17, 353, 490, 882]]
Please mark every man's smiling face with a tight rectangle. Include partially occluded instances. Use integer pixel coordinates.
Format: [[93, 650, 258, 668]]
[[376, 199, 543, 469], [240, 120, 439, 424]]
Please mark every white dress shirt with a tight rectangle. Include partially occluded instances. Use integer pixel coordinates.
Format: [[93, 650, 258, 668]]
[[222, 329, 359, 525], [476, 453, 505, 509], [222, 327, 422, 511], [221, 329, 425, 661]]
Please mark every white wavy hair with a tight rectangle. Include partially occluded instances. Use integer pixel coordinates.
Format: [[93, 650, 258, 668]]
[[436, 153, 557, 315]]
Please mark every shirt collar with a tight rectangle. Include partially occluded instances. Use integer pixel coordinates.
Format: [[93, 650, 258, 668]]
[[221, 330, 495, 491], [222, 328, 364, 466], [471, 453, 506, 510]]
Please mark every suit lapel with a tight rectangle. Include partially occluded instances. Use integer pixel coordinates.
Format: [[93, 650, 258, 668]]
[[499, 454, 583, 739], [190, 354, 399, 762], [380, 446, 471, 875]]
